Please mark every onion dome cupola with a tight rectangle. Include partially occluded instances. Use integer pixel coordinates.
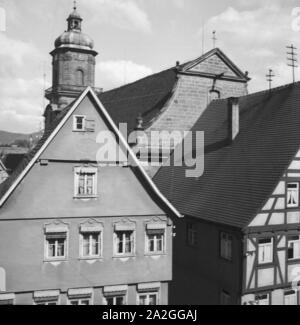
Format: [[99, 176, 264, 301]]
[[45, 2, 98, 111]]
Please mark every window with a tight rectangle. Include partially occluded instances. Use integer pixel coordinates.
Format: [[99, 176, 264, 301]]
[[45, 232, 67, 260], [73, 115, 86, 131], [285, 290, 297, 305], [74, 168, 97, 198], [105, 296, 125, 305], [69, 298, 90, 305], [288, 235, 300, 260], [34, 291, 59, 305], [76, 69, 84, 86], [146, 227, 165, 254], [256, 294, 270, 305], [187, 223, 197, 247], [0, 294, 15, 305], [287, 183, 299, 208], [114, 231, 134, 256], [67, 288, 93, 305], [258, 238, 273, 264], [35, 300, 58, 306], [220, 232, 233, 261], [220, 291, 231, 305], [81, 232, 101, 258], [138, 292, 158, 305]]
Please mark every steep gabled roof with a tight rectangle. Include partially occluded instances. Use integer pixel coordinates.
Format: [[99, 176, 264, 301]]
[[99, 48, 249, 134], [0, 87, 181, 219], [154, 82, 300, 229], [181, 48, 250, 81], [99, 68, 178, 133]]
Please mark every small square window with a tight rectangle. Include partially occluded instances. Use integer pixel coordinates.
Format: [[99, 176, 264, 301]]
[[114, 231, 134, 256], [220, 232, 233, 261], [258, 238, 273, 264], [45, 232, 67, 260], [287, 183, 299, 208], [73, 116, 86, 131]]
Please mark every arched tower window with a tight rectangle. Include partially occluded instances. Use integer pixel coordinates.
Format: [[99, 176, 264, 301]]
[[76, 69, 84, 86]]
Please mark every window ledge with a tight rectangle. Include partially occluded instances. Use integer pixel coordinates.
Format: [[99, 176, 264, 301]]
[[113, 254, 136, 259], [74, 196, 99, 200], [79, 257, 103, 262], [145, 252, 166, 257], [44, 258, 68, 263]]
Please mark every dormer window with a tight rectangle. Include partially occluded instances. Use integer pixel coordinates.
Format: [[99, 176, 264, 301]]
[[74, 115, 85, 131]]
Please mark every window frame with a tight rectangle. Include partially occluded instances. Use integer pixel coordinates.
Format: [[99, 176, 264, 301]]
[[104, 295, 127, 306], [255, 293, 270, 305], [80, 231, 102, 259], [74, 168, 98, 199], [187, 223, 198, 247], [284, 290, 298, 305], [73, 115, 86, 132], [258, 238, 274, 265], [68, 297, 92, 306], [287, 235, 300, 261], [114, 230, 135, 257], [44, 232, 68, 262], [138, 292, 159, 306], [220, 232, 233, 261], [145, 228, 166, 255], [287, 182, 300, 208]]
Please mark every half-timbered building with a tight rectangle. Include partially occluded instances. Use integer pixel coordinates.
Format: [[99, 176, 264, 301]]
[[154, 82, 300, 305]]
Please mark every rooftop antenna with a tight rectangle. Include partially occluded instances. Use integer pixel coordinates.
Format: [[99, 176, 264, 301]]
[[266, 69, 275, 90], [287, 44, 298, 84], [212, 30, 217, 49], [42, 61, 47, 108], [201, 19, 205, 55]]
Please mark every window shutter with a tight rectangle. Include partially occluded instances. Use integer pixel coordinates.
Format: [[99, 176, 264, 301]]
[[85, 119, 96, 132]]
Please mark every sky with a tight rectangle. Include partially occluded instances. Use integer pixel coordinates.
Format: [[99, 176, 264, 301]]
[[0, 0, 300, 133]]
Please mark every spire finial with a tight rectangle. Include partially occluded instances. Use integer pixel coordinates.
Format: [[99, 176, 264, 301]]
[[73, 0, 77, 11], [212, 30, 217, 49]]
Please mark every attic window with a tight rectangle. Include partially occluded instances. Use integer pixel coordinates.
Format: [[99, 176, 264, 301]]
[[73, 116, 95, 132], [74, 116, 86, 131]]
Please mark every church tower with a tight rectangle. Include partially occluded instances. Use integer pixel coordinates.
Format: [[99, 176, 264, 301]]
[[45, 3, 98, 111]]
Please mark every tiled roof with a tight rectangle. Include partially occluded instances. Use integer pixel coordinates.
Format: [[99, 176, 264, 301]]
[[99, 68, 178, 133], [98, 48, 249, 134], [154, 82, 300, 229]]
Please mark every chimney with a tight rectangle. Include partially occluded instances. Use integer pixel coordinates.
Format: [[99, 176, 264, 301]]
[[43, 104, 55, 133], [228, 97, 239, 141]]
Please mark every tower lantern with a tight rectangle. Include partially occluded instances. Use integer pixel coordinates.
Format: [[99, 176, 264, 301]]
[[45, 3, 98, 111]]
